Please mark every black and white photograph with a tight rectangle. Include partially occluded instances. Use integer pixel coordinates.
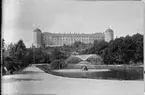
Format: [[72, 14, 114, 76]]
[[1, 0, 144, 95]]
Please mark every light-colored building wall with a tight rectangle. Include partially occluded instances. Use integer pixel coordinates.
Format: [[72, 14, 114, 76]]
[[33, 28, 114, 47], [43, 33, 105, 46], [33, 28, 42, 47], [105, 28, 114, 42]]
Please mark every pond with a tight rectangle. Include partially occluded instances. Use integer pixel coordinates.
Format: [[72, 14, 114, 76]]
[[52, 67, 143, 80], [37, 65, 143, 80]]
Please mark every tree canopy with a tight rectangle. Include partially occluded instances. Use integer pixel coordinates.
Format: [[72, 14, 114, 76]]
[[82, 33, 143, 65]]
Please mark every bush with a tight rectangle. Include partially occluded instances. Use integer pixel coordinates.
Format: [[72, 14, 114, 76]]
[[86, 55, 103, 65], [4, 57, 14, 70], [4, 56, 26, 73], [5, 56, 13, 61], [22, 55, 33, 66], [50, 59, 67, 69], [65, 56, 83, 64]]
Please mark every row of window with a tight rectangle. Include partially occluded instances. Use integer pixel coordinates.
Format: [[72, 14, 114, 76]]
[[44, 37, 103, 41], [51, 40, 94, 45], [44, 36, 103, 39], [44, 39, 96, 42]]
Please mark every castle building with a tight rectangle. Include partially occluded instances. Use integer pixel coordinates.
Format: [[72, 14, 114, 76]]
[[33, 28, 43, 47], [33, 27, 114, 47], [104, 28, 114, 42]]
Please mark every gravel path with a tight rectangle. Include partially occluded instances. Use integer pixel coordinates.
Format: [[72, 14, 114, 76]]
[[2, 64, 143, 95]]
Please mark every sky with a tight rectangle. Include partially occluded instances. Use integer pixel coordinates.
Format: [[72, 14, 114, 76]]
[[2, 0, 144, 47]]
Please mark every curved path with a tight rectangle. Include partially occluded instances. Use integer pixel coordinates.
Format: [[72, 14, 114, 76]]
[[2, 64, 143, 95]]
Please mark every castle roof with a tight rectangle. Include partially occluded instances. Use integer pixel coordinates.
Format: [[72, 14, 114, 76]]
[[43, 32, 104, 36], [33, 27, 42, 32], [105, 28, 113, 33]]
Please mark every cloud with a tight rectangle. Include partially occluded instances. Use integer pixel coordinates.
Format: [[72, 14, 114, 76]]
[[48, 13, 100, 33], [2, 0, 21, 29], [2, 0, 144, 47]]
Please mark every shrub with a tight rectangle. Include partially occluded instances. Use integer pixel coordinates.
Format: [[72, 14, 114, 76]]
[[22, 55, 33, 66], [4, 57, 14, 70], [65, 56, 83, 64], [50, 59, 67, 69], [5, 56, 13, 61], [86, 56, 103, 65]]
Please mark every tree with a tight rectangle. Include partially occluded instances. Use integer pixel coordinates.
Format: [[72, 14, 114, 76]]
[[87, 40, 109, 55], [132, 34, 143, 63], [81, 33, 143, 65], [6, 40, 27, 66], [50, 59, 67, 69], [50, 47, 67, 61], [15, 40, 27, 61], [22, 47, 33, 66], [2, 38, 5, 65], [8, 43, 17, 59]]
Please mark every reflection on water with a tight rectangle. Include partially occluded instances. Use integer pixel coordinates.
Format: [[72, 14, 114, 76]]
[[37, 65, 143, 80], [52, 68, 143, 80]]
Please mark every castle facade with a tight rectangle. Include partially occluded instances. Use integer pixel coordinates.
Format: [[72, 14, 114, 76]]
[[33, 28, 114, 47]]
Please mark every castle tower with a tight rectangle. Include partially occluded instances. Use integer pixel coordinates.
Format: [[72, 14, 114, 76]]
[[105, 27, 114, 42], [33, 27, 42, 47]]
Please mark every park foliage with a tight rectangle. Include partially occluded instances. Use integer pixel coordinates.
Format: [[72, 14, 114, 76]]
[[2, 33, 143, 73], [81, 33, 143, 65]]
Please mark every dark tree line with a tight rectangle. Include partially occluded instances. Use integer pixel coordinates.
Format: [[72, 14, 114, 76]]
[[3, 39, 54, 74], [2, 40, 32, 74], [81, 33, 143, 65], [2, 33, 143, 73]]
